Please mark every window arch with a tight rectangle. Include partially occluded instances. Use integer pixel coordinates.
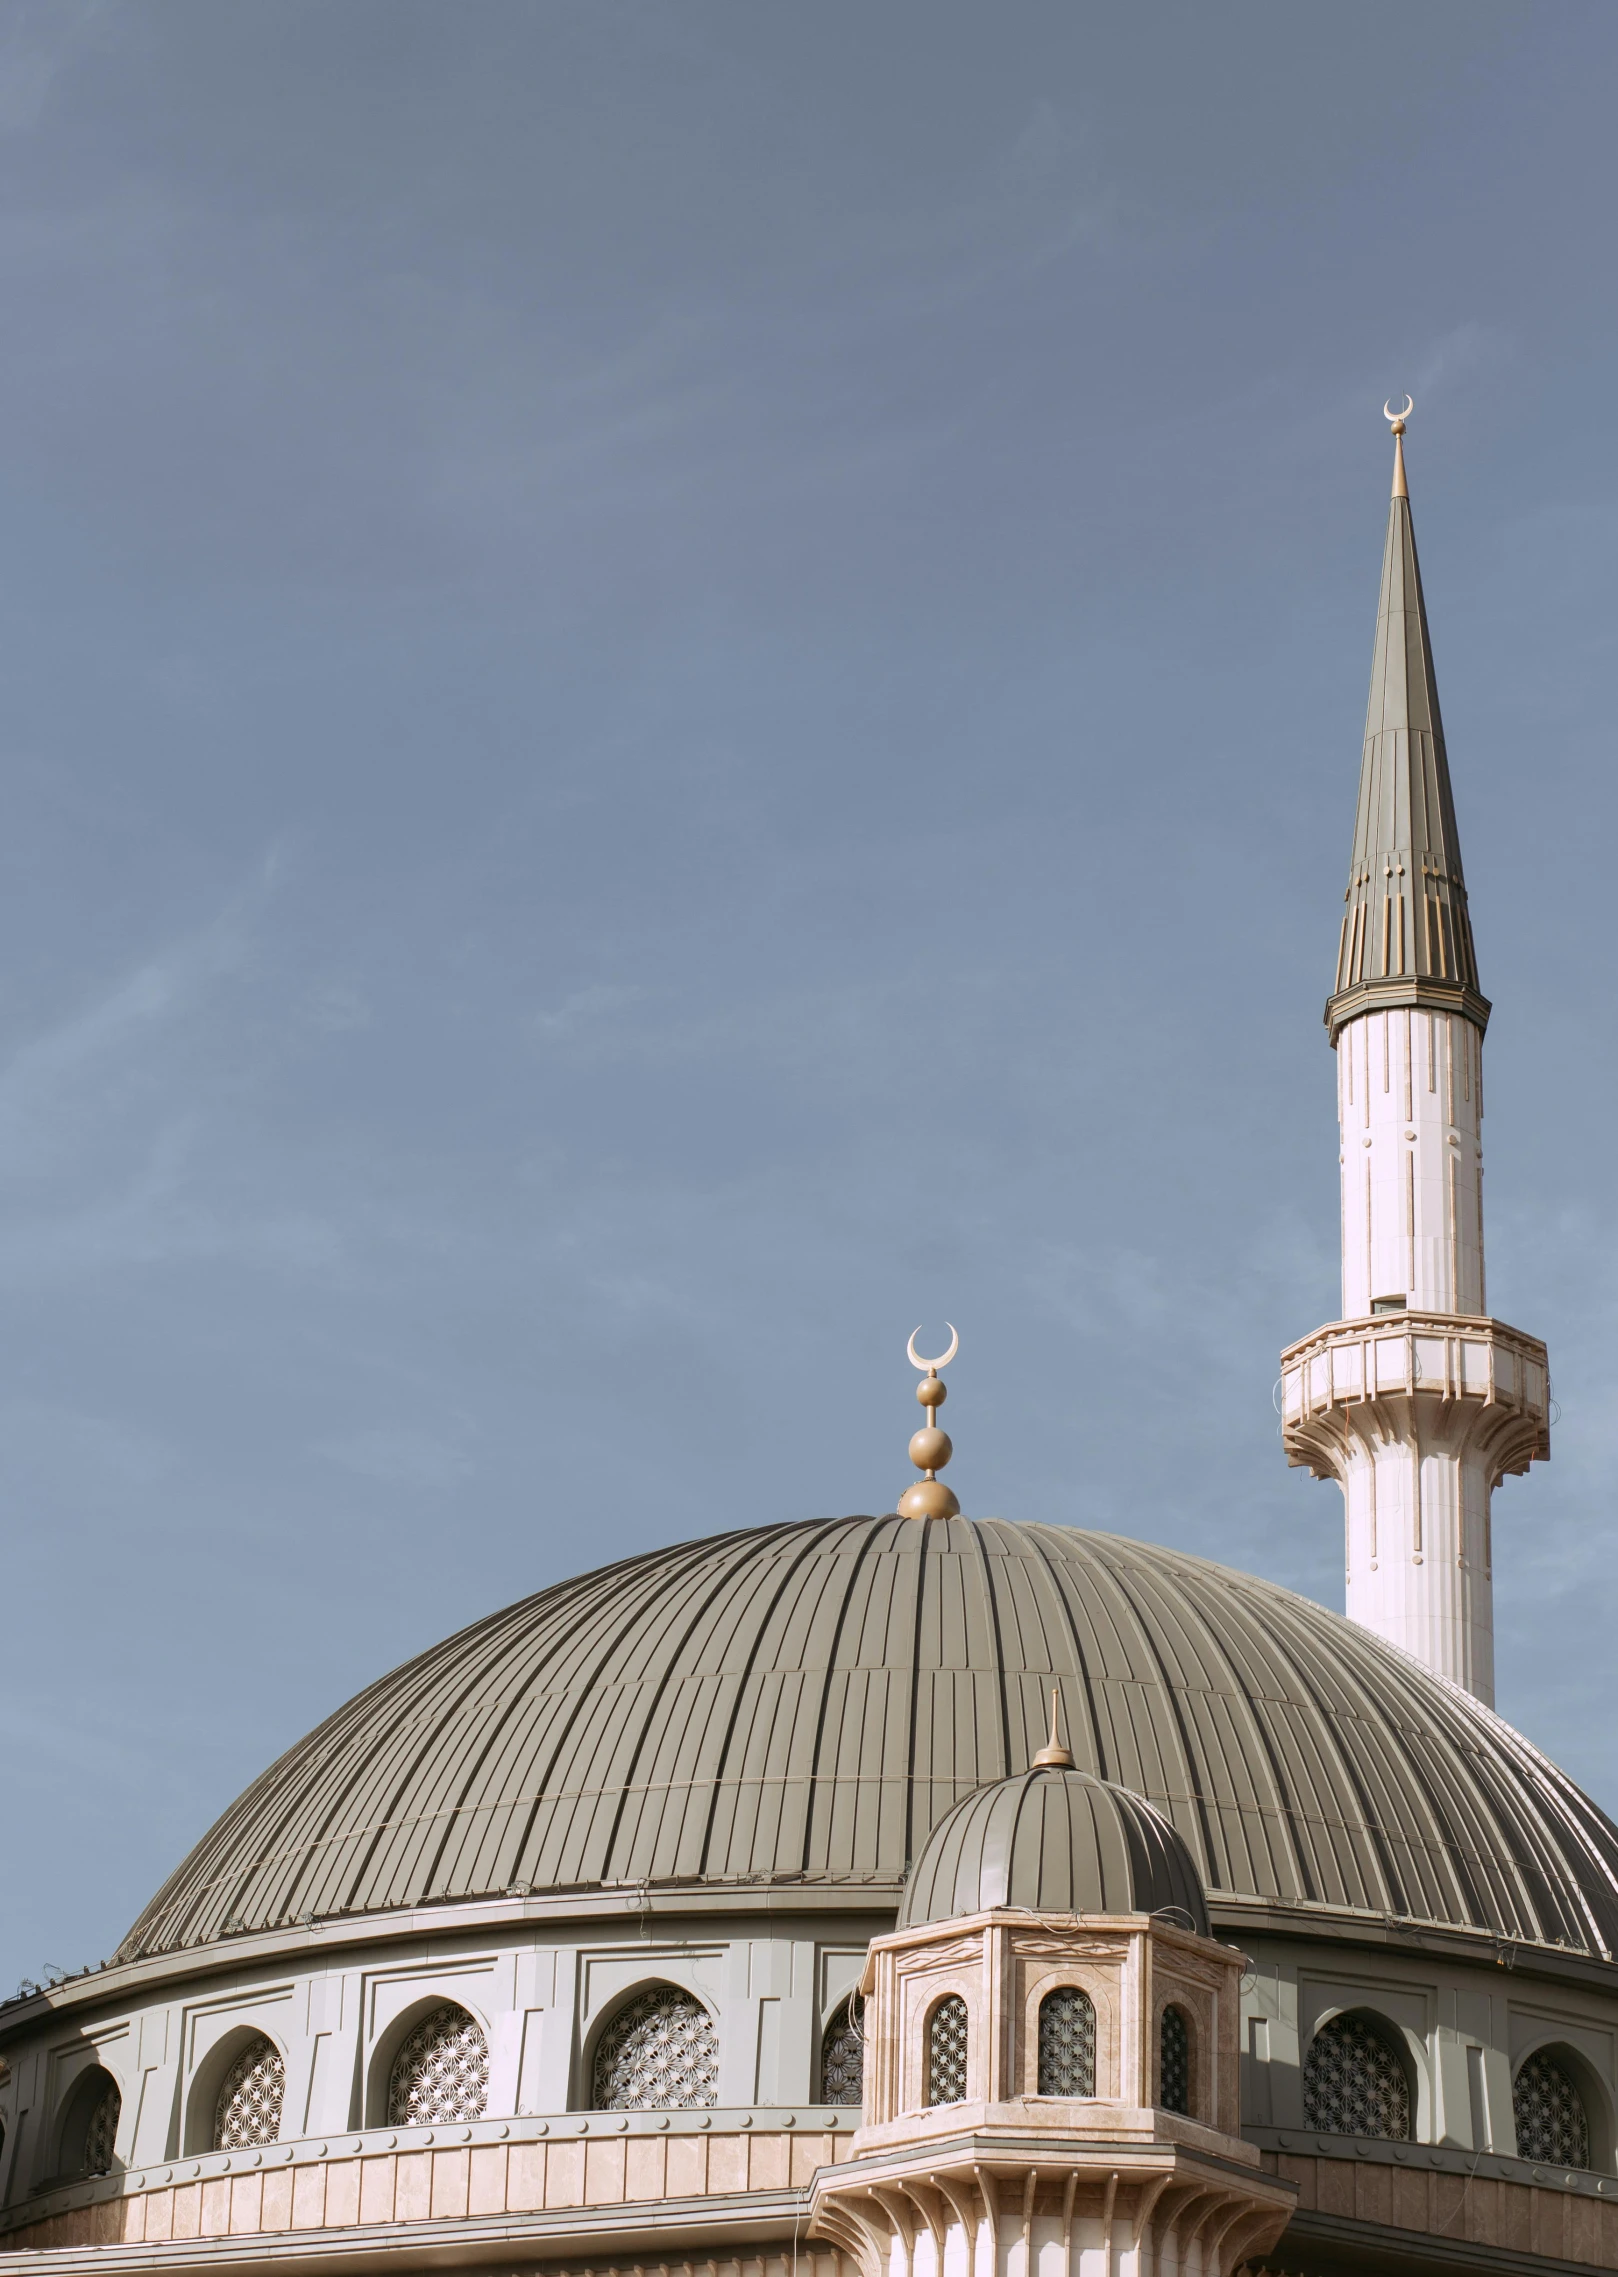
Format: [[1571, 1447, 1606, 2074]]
[[60, 2069, 121, 2178], [1302, 2010, 1411, 2141], [1037, 1987, 1096, 2097], [925, 1994, 969, 2107], [387, 2004, 489, 2128], [213, 2035, 285, 2151], [1515, 2047, 1591, 2169], [1159, 2005, 1191, 2115], [819, 1996, 864, 2107], [592, 1985, 718, 2111]]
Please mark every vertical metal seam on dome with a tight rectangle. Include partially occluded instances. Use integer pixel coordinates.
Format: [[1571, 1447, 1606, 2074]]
[[1226, 1583, 1431, 1922], [333, 1555, 679, 1917], [358, 1535, 738, 1916], [1017, 1527, 1108, 1781], [580, 1524, 816, 1887], [463, 1527, 787, 1906], [1474, 1723, 1618, 1958], [1335, 1636, 1589, 1946], [794, 1516, 897, 1877], [1084, 1551, 1219, 1872], [1123, 1552, 1322, 1909], [1277, 1585, 1520, 1931], [901, 1522, 935, 1870], [965, 1521, 1014, 1784], [122, 1569, 616, 1952], [402, 1549, 714, 1908], [690, 1518, 873, 1881]]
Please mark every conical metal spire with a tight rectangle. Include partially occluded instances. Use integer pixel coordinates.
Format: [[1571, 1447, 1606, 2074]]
[[1325, 412, 1489, 1043]]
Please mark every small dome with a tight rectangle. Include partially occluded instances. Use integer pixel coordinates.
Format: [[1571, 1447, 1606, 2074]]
[[899, 1766, 1210, 1934]]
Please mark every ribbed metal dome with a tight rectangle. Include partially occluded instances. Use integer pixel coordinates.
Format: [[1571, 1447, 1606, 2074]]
[[899, 1767, 1210, 1934], [119, 1518, 1618, 1964]]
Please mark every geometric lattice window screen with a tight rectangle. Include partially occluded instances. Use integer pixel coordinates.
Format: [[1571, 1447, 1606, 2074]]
[[214, 2036, 286, 2151], [81, 2076, 121, 2176], [592, 1986, 719, 2111], [1514, 2049, 1590, 2170], [926, 1994, 969, 2107], [1159, 2005, 1191, 2115], [387, 2004, 490, 2128], [819, 1997, 864, 2108], [1037, 1987, 1096, 2096], [1301, 2012, 1410, 2141]]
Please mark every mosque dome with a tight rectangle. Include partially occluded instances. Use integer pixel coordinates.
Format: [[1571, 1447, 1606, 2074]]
[[897, 1763, 1210, 1933], [119, 1514, 1618, 1965]]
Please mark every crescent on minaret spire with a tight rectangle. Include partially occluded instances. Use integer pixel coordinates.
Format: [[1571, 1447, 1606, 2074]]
[[1325, 398, 1489, 1046]]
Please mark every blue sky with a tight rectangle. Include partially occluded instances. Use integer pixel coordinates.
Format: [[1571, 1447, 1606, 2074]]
[[4, 0, 1618, 1986]]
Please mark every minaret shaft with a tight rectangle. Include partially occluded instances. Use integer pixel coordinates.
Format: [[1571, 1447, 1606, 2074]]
[[1281, 420, 1548, 1707], [1338, 1006, 1484, 1320]]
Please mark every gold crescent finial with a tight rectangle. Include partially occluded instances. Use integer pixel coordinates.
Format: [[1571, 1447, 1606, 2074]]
[[906, 1323, 959, 1372], [1383, 397, 1412, 497], [897, 1325, 961, 1519]]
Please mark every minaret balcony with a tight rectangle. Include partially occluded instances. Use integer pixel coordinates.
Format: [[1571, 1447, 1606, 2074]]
[[1280, 1311, 1550, 1486]]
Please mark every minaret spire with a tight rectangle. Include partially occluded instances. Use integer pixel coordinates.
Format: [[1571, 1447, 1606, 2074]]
[[1279, 406, 1550, 1707], [1326, 399, 1488, 1047]]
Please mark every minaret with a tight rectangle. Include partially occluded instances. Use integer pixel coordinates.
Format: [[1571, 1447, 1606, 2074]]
[[1279, 408, 1550, 1706]]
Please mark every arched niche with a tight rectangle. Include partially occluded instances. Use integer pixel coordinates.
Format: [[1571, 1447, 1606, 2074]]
[[182, 2026, 287, 2157]]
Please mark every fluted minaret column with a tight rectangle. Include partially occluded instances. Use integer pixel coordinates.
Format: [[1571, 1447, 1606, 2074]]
[[1280, 410, 1549, 1706]]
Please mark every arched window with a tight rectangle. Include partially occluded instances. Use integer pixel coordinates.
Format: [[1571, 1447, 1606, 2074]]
[[592, 1986, 718, 2111], [1159, 2005, 1191, 2115], [925, 1994, 969, 2107], [1302, 2011, 1411, 2141], [819, 1996, 864, 2107], [1515, 2048, 1591, 2169], [81, 2076, 121, 2176], [387, 2004, 489, 2127], [213, 2036, 285, 2151], [61, 2070, 121, 2177], [1037, 1987, 1096, 2096]]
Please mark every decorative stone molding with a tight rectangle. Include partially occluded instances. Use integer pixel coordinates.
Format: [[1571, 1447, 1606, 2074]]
[[0, 2115, 853, 2252]]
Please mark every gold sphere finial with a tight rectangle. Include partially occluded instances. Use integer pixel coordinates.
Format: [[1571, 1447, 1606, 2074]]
[[1032, 1686, 1075, 1769], [898, 1324, 960, 1519]]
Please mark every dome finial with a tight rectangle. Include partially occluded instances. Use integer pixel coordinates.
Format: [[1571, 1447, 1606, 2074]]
[[897, 1325, 960, 1519], [1031, 1686, 1074, 1768], [1384, 394, 1412, 498]]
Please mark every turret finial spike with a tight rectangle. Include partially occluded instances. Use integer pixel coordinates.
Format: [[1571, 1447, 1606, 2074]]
[[1032, 1686, 1074, 1769]]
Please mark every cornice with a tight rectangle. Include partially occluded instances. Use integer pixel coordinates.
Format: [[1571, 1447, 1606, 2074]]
[[0, 1882, 902, 2044], [1325, 976, 1490, 1045]]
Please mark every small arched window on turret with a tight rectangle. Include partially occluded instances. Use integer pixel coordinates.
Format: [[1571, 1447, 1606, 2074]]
[[1302, 2010, 1411, 2141], [819, 1996, 864, 2107], [1037, 1987, 1096, 2096], [925, 1994, 969, 2107], [593, 1985, 718, 2111], [1514, 2048, 1591, 2170], [388, 2004, 489, 2127], [213, 2035, 285, 2151], [1158, 2005, 1192, 2115]]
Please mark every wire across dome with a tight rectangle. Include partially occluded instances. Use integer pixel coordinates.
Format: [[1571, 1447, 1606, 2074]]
[[118, 1517, 1618, 1964], [898, 1766, 1210, 1935]]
